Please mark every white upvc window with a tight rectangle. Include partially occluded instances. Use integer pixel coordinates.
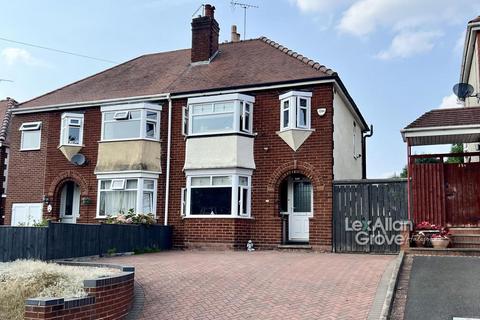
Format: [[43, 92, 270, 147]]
[[97, 175, 157, 218], [186, 93, 255, 136], [101, 102, 161, 141], [184, 170, 252, 218], [19, 121, 42, 151], [279, 91, 312, 131], [60, 113, 84, 146]]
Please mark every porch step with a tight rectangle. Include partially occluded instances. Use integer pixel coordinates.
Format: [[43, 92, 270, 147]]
[[448, 228, 480, 235], [277, 244, 312, 251], [408, 247, 480, 257], [451, 234, 480, 249]]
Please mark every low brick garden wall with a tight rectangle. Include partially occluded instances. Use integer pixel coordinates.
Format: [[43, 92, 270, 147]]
[[24, 262, 135, 320]]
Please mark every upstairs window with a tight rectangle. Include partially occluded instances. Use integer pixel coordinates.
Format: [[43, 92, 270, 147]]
[[20, 122, 42, 151], [186, 93, 255, 136], [60, 113, 84, 146], [279, 91, 312, 131], [101, 103, 161, 141]]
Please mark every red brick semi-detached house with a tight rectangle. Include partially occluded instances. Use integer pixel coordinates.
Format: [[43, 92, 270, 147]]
[[6, 4, 370, 250]]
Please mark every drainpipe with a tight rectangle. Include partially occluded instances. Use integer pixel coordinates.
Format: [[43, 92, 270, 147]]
[[163, 94, 172, 226], [361, 125, 373, 179]]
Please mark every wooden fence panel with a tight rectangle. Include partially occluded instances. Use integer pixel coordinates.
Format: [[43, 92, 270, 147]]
[[0, 222, 172, 262], [333, 179, 408, 253]]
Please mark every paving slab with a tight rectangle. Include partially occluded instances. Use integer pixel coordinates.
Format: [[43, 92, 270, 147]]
[[101, 251, 394, 320]]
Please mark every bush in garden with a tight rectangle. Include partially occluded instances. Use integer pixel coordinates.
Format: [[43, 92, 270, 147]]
[[0, 260, 118, 320], [105, 208, 156, 225]]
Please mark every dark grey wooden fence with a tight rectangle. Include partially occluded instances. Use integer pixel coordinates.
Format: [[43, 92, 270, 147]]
[[333, 179, 408, 253], [0, 222, 172, 262]]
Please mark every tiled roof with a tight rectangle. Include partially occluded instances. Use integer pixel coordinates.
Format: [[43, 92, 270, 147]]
[[469, 16, 480, 24], [20, 37, 336, 109], [0, 97, 18, 145], [404, 107, 480, 129]]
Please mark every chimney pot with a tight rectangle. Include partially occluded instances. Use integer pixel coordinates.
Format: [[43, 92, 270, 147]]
[[231, 25, 241, 42], [204, 4, 215, 18]]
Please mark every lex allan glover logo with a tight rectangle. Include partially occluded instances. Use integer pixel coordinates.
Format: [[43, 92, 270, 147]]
[[345, 217, 412, 246]]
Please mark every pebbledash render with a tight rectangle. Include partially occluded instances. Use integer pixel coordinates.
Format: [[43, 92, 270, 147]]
[[5, 5, 369, 250]]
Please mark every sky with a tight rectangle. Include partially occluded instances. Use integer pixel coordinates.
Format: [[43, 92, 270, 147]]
[[1, 0, 480, 178]]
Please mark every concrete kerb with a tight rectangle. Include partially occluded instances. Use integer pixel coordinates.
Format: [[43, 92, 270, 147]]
[[368, 251, 405, 320]]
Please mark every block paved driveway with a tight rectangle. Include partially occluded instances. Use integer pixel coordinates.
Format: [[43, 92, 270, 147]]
[[103, 251, 394, 320]]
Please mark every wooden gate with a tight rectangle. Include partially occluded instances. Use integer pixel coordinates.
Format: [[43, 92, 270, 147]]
[[412, 161, 480, 226], [333, 179, 408, 253]]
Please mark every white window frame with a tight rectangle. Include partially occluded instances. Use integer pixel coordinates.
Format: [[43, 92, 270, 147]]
[[186, 93, 255, 136], [96, 172, 158, 218], [279, 91, 312, 131], [100, 102, 161, 142], [184, 168, 252, 218], [60, 113, 84, 146], [241, 101, 253, 133], [19, 121, 42, 151], [182, 106, 189, 136]]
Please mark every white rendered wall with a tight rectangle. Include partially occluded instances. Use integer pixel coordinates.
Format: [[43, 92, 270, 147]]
[[333, 92, 363, 179]]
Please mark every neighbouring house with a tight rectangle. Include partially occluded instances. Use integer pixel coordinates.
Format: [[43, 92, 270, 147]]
[[401, 16, 480, 235], [5, 4, 369, 250], [0, 97, 17, 225]]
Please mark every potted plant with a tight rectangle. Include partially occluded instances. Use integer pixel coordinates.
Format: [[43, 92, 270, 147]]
[[430, 228, 451, 249], [412, 231, 427, 247]]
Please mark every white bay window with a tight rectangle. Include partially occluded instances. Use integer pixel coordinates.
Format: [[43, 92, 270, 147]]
[[279, 91, 312, 131], [186, 93, 254, 136], [101, 102, 161, 141], [97, 175, 157, 217], [60, 113, 84, 146], [184, 170, 252, 217]]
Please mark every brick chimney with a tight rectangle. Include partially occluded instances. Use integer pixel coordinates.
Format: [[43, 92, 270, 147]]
[[191, 4, 220, 63], [231, 25, 240, 42]]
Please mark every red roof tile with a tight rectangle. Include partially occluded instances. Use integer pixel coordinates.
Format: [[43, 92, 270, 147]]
[[405, 107, 480, 129], [20, 38, 336, 109]]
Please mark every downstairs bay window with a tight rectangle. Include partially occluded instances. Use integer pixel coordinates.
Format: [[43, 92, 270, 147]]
[[97, 176, 157, 217], [184, 171, 252, 217]]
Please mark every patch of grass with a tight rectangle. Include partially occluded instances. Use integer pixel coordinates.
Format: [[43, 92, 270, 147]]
[[0, 260, 118, 320], [134, 246, 160, 255]]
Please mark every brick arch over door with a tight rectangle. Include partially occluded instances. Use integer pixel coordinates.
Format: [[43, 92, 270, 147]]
[[47, 170, 90, 198], [266, 160, 323, 216]]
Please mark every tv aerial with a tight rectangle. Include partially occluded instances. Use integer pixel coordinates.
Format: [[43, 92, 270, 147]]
[[231, 1, 259, 40], [453, 82, 477, 101]]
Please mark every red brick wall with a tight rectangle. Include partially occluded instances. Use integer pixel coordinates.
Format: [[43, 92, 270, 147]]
[[7, 83, 335, 250], [24, 271, 134, 320]]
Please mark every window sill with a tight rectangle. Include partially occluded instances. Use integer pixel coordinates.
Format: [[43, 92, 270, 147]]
[[187, 132, 256, 139], [98, 138, 161, 143], [58, 144, 85, 148], [277, 128, 315, 134], [20, 148, 41, 152], [182, 215, 254, 220]]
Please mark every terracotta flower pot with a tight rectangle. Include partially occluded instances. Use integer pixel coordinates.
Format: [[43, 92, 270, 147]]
[[431, 238, 450, 249]]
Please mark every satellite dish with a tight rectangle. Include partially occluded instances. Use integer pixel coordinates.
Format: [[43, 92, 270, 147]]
[[71, 153, 86, 166], [453, 83, 475, 100]]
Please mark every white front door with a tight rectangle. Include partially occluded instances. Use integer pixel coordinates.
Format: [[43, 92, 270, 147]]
[[288, 178, 312, 242], [60, 182, 80, 223]]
